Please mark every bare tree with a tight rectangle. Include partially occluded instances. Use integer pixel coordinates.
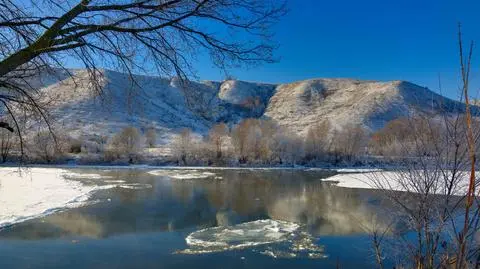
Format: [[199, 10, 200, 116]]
[[173, 127, 192, 165], [31, 130, 62, 163], [107, 126, 142, 163], [0, 123, 13, 162], [145, 127, 157, 148], [0, 0, 286, 158], [208, 122, 228, 159], [331, 124, 368, 163], [231, 118, 254, 163], [367, 26, 480, 269], [271, 130, 304, 165], [305, 120, 331, 160]]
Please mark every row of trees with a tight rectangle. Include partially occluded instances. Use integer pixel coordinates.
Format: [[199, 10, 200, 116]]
[[170, 114, 480, 167], [2, 115, 477, 166], [0, 124, 158, 164], [170, 118, 370, 166], [368, 115, 480, 160]]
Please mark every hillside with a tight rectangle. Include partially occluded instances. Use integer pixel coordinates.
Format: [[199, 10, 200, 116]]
[[23, 69, 467, 144]]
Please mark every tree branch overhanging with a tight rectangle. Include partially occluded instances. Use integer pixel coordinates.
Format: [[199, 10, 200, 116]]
[[0, 0, 286, 161]]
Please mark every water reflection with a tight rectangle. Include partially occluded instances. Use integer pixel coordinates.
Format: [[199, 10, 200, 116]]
[[0, 169, 391, 240]]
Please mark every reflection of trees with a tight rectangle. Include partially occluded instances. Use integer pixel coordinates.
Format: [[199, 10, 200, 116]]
[[0, 169, 393, 240], [0, 212, 104, 239], [170, 170, 393, 236]]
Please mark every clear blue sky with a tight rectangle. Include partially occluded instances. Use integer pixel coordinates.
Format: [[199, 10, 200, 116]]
[[195, 0, 480, 100]]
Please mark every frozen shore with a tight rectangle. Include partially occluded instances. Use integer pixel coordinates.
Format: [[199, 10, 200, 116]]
[[0, 167, 151, 229]]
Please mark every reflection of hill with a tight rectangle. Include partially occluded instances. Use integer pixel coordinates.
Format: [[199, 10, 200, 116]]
[[267, 183, 390, 235], [0, 212, 103, 239], [0, 169, 393, 240], [170, 170, 392, 235]]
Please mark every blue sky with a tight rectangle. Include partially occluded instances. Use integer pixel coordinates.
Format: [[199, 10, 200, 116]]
[[194, 0, 480, 100]]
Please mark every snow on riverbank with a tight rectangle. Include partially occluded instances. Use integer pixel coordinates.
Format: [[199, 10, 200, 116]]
[[0, 168, 116, 229], [324, 170, 471, 195]]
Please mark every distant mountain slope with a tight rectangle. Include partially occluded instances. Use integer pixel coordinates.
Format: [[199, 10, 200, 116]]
[[22, 69, 468, 143], [264, 79, 465, 135]]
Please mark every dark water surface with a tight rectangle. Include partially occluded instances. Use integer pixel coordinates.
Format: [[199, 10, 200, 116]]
[[0, 168, 393, 268]]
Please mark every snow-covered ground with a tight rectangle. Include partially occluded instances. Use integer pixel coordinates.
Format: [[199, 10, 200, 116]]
[[323, 170, 472, 195], [0, 167, 151, 229], [0, 168, 102, 228]]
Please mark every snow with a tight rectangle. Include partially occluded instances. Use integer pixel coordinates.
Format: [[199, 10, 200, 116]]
[[117, 183, 152, 190], [62, 172, 113, 179], [264, 79, 463, 134], [334, 168, 383, 173], [323, 170, 472, 195], [0, 167, 153, 229], [20, 68, 465, 147], [0, 168, 117, 229]]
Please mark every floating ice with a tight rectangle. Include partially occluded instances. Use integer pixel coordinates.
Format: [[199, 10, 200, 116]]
[[178, 219, 327, 258], [148, 169, 217, 179], [62, 172, 113, 179], [103, 180, 126, 183], [117, 183, 152, 190], [178, 219, 301, 254]]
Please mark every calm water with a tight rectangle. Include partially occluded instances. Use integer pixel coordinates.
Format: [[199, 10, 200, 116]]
[[0, 168, 395, 268]]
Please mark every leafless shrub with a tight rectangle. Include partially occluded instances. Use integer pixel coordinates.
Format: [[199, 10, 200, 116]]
[[270, 130, 304, 165], [30, 130, 66, 163], [172, 128, 193, 165], [81, 134, 107, 154], [0, 122, 14, 162], [106, 126, 142, 163], [331, 124, 368, 163], [305, 120, 332, 160], [231, 119, 255, 164], [367, 26, 480, 269], [208, 122, 229, 159], [145, 128, 157, 148]]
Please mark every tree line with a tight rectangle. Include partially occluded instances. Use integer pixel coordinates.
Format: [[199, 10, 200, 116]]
[[1, 114, 477, 166]]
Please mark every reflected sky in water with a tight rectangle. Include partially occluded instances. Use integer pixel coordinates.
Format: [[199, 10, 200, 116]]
[[0, 168, 395, 268]]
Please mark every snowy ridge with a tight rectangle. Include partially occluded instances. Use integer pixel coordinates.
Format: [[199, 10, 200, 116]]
[[29, 69, 469, 142]]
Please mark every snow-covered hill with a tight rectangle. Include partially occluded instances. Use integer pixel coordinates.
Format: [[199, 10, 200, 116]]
[[265, 79, 465, 135], [27, 69, 467, 143]]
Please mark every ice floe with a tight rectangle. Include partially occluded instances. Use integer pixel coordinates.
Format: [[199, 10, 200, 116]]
[[62, 172, 113, 179], [177, 219, 326, 258], [103, 180, 126, 184], [180, 219, 298, 252], [117, 183, 152, 190], [148, 169, 217, 179]]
